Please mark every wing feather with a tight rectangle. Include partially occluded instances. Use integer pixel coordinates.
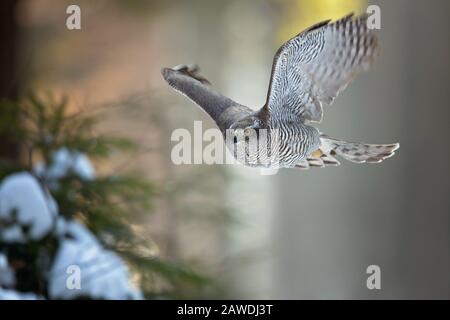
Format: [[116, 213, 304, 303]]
[[264, 13, 380, 123], [162, 65, 253, 132]]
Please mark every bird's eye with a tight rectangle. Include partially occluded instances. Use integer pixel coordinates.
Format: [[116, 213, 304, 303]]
[[244, 128, 252, 136]]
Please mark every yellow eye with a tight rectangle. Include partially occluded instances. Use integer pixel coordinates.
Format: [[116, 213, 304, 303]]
[[244, 128, 252, 136]]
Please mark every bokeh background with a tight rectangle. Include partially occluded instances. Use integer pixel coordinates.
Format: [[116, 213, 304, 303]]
[[1, 0, 449, 299]]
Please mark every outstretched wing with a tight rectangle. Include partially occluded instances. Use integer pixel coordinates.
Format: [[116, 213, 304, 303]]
[[264, 13, 380, 123], [162, 64, 239, 123], [162, 64, 251, 131]]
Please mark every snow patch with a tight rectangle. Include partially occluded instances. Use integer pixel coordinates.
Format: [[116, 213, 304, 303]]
[[0, 172, 57, 242], [0, 288, 42, 300], [34, 148, 95, 188], [0, 253, 15, 288], [48, 220, 142, 300]]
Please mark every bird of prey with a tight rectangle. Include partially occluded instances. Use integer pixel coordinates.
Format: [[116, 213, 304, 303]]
[[162, 13, 399, 169]]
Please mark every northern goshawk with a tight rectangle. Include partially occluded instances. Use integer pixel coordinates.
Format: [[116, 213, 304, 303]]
[[162, 13, 399, 169]]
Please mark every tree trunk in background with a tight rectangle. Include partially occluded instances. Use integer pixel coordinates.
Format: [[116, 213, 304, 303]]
[[0, 0, 20, 162]]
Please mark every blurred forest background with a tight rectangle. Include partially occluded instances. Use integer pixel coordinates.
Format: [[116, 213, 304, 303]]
[[1, 0, 449, 299]]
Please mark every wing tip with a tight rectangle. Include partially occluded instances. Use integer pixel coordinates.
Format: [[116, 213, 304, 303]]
[[161, 67, 172, 81], [306, 19, 331, 32], [161, 64, 211, 85]]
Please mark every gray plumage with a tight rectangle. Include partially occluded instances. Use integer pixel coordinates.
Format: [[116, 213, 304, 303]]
[[162, 13, 399, 169]]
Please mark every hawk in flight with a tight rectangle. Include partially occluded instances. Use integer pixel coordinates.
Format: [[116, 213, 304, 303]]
[[162, 13, 399, 169]]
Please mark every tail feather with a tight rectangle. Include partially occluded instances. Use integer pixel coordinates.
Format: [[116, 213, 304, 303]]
[[320, 135, 399, 164], [296, 135, 399, 169], [295, 148, 340, 170]]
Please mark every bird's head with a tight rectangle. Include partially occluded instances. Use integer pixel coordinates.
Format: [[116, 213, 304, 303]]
[[228, 113, 273, 166], [229, 114, 263, 144]]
